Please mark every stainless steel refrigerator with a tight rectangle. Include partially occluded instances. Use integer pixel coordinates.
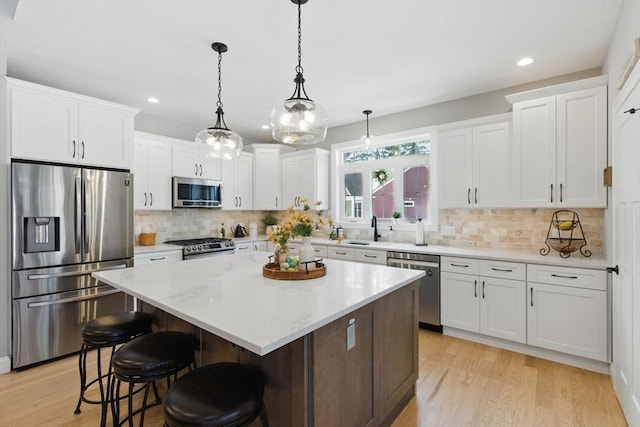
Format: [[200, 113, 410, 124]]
[[11, 161, 134, 369]]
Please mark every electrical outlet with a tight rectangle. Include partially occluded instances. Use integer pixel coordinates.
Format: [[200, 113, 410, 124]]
[[441, 226, 456, 236]]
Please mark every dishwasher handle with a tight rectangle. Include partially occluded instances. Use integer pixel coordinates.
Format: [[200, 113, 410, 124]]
[[387, 259, 440, 269]]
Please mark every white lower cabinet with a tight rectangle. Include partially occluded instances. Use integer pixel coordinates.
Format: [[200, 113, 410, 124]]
[[235, 239, 268, 252], [355, 249, 387, 265], [441, 257, 526, 344], [134, 249, 182, 265], [527, 264, 608, 362], [327, 247, 356, 261]]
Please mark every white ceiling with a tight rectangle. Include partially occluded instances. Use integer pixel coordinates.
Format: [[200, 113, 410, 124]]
[[4, 0, 622, 142]]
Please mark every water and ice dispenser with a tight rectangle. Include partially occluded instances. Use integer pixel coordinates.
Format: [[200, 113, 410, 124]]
[[23, 217, 60, 253]]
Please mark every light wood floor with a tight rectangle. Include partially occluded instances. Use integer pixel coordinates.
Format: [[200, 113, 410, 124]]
[[0, 330, 627, 426]]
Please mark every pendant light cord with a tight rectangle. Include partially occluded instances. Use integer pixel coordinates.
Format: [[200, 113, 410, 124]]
[[296, 1, 303, 74], [217, 49, 223, 109]]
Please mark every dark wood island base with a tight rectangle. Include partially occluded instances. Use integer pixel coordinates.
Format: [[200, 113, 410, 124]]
[[142, 280, 419, 426]]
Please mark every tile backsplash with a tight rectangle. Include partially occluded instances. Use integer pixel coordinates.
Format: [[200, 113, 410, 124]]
[[136, 208, 603, 255], [135, 210, 271, 244], [343, 208, 604, 255]]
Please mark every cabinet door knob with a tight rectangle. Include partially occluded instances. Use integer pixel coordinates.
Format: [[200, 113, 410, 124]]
[[467, 188, 471, 204], [559, 183, 563, 203], [474, 188, 478, 204], [81, 141, 85, 159], [144, 192, 147, 206], [474, 280, 477, 298], [195, 164, 198, 175], [239, 196, 242, 207], [550, 184, 554, 203], [149, 192, 153, 206], [199, 164, 203, 176], [72, 140, 76, 158], [482, 281, 485, 298]]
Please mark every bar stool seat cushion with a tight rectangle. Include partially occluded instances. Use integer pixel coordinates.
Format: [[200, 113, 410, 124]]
[[112, 331, 195, 380], [81, 311, 154, 346], [163, 362, 265, 427]]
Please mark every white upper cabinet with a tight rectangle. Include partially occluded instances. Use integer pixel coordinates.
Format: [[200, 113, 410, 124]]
[[281, 148, 329, 209], [250, 144, 294, 210], [133, 132, 172, 211], [172, 141, 221, 180], [7, 77, 138, 169], [508, 77, 607, 208], [438, 116, 511, 208], [221, 152, 253, 210]]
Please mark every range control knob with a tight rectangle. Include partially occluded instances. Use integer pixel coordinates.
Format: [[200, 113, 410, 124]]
[[185, 247, 191, 252], [197, 245, 203, 251]]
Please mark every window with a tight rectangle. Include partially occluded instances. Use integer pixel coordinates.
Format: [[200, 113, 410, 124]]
[[332, 127, 437, 231]]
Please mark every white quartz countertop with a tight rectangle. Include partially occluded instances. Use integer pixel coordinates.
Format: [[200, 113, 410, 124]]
[[94, 251, 425, 356], [306, 238, 611, 270]]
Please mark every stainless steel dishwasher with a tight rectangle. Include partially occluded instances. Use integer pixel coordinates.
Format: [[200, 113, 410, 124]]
[[387, 252, 441, 332]]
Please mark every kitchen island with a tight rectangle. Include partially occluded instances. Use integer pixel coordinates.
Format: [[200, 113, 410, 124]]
[[94, 251, 424, 426]]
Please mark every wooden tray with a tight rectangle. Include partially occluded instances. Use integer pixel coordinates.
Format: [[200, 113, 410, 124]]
[[262, 262, 326, 280]]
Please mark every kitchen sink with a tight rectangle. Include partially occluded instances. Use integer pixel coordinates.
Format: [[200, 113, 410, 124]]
[[342, 240, 371, 246]]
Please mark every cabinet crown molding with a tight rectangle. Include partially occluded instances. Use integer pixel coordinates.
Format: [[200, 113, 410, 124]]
[[435, 113, 512, 132], [505, 75, 608, 104], [5, 76, 140, 114]]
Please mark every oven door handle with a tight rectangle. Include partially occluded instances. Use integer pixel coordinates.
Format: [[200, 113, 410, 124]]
[[27, 264, 128, 280], [27, 288, 121, 308]]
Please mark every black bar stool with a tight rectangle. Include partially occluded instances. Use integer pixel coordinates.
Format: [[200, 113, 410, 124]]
[[162, 362, 268, 427], [74, 311, 154, 426], [110, 331, 196, 426]]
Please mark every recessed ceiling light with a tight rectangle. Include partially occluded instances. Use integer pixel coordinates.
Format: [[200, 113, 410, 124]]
[[147, 97, 159, 103], [261, 125, 270, 130], [517, 57, 534, 67]]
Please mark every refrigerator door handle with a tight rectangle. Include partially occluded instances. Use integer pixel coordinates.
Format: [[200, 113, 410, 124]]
[[75, 175, 82, 254], [27, 288, 121, 308], [27, 263, 128, 280], [82, 177, 88, 254]]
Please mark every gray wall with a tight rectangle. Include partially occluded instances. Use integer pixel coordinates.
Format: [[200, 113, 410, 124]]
[[316, 68, 601, 149]]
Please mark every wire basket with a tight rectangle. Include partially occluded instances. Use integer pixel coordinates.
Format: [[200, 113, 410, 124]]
[[540, 210, 591, 258]]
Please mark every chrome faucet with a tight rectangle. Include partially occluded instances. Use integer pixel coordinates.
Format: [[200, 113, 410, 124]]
[[371, 215, 380, 241]]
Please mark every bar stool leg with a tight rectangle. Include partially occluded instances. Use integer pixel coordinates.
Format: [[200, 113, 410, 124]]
[[259, 404, 269, 427], [74, 343, 88, 414]]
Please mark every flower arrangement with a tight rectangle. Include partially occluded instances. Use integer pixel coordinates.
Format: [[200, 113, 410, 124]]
[[268, 199, 333, 261]]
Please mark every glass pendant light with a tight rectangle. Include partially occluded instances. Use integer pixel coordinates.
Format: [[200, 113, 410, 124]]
[[360, 109, 373, 146], [196, 42, 243, 160], [270, 0, 328, 145]]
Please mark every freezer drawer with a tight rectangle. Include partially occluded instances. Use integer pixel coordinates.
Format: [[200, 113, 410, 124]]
[[13, 259, 131, 299], [12, 286, 132, 369]]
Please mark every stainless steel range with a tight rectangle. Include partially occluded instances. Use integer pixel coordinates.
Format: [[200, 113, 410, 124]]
[[165, 237, 236, 260]]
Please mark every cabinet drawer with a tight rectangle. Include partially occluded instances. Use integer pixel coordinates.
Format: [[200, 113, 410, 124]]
[[235, 243, 253, 252], [134, 250, 182, 265], [480, 260, 526, 281], [441, 257, 480, 275], [355, 249, 387, 265], [527, 264, 606, 291], [312, 245, 328, 258], [328, 247, 355, 260]]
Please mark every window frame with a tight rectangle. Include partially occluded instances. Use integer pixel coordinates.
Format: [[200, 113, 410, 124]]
[[331, 126, 438, 232]]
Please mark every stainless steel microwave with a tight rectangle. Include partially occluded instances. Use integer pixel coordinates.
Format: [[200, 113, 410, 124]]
[[172, 177, 223, 208]]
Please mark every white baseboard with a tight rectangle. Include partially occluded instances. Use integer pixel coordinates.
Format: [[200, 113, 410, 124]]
[[443, 327, 610, 374], [0, 356, 11, 375]]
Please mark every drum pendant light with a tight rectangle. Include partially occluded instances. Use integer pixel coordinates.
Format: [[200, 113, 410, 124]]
[[270, 0, 328, 145], [195, 42, 243, 160], [361, 109, 373, 146]]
